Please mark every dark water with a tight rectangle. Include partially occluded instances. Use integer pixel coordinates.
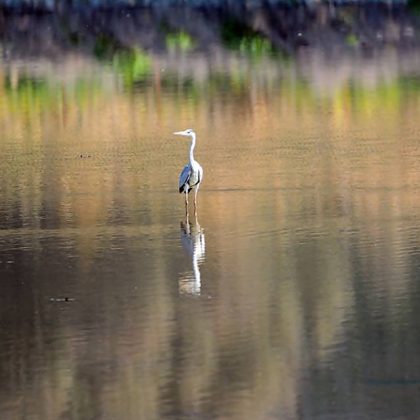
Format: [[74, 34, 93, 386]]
[[1, 5, 420, 419]]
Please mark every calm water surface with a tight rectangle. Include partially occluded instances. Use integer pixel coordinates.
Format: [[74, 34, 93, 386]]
[[1, 8, 420, 419]]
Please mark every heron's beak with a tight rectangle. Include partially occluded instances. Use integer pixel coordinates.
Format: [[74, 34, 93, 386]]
[[173, 131, 186, 136]]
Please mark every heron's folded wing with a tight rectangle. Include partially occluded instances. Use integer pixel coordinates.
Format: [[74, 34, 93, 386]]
[[179, 164, 191, 191]]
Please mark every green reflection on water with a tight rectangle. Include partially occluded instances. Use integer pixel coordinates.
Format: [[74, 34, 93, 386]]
[[2, 50, 420, 117], [346, 34, 359, 47], [5, 76, 50, 97], [112, 48, 152, 86], [92, 32, 153, 87], [166, 31, 195, 51], [3, 74, 103, 114]]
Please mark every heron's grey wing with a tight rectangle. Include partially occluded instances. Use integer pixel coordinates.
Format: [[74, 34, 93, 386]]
[[179, 164, 191, 192]]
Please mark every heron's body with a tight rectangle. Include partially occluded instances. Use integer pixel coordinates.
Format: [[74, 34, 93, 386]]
[[174, 129, 203, 215], [178, 162, 203, 194]]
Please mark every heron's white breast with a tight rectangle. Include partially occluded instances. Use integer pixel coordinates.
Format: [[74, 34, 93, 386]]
[[189, 163, 202, 186]]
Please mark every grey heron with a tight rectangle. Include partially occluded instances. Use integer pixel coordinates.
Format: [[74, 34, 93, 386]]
[[174, 129, 203, 215]]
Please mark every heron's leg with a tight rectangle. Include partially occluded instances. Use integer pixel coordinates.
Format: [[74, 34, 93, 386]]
[[194, 184, 200, 215], [184, 189, 189, 216]]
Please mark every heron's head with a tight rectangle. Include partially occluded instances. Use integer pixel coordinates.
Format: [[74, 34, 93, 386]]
[[173, 129, 195, 137]]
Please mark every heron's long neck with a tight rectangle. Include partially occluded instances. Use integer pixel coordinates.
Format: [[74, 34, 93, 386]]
[[189, 134, 196, 165]]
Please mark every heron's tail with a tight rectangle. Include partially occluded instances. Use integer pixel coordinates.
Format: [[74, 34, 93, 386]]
[[179, 185, 191, 194]]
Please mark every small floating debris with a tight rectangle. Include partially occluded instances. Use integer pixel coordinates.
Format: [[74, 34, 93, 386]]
[[0, 260, 15, 265], [49, 297, 75, 302]]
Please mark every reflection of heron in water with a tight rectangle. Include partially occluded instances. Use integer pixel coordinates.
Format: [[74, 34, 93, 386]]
[[179, 214, 205, 296]]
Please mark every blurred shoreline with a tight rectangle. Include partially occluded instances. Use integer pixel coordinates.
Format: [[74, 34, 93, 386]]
[[0, 4, 419, 96], [0, 3, 418, 55]]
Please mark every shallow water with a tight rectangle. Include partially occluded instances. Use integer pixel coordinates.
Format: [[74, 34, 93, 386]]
[[1, 6, 420, 419]]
